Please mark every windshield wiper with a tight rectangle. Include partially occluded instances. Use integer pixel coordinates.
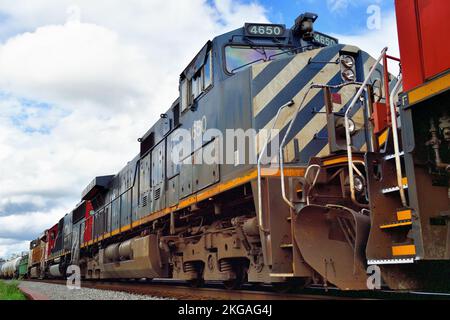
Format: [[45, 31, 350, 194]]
[[230, 44, 269, 73], [231, 58, 265, 73], [267, 45, 315, 60]]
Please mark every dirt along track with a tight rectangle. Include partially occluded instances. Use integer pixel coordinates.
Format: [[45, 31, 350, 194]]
[[22, 278, 367, 300]]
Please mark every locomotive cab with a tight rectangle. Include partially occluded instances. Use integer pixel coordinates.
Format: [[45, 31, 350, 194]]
[[178, 12, 338, 113]]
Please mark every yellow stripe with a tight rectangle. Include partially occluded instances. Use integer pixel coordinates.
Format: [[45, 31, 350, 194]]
[[252, 60, 271, 79], [392, 245, 416, 256], [256, 53, 342, 154], [260, 167, 305, 177], [322, 156, 365, 167], [408, 72, 450, 105], [253, 48, 323, 117], [378, 129, 389, 146], [121, 224, 131, 232], [402, 177, 408, 186], [380, 221, 412, 229], [289, 82, 356, 160], [397, 209, 412, 221], [83, 167, 305, 248]]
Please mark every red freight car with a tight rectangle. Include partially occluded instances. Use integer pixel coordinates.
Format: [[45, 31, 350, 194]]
[[45, 223, 58, 259], [83, 201, 94, 244], [395, 0, 450, 91]]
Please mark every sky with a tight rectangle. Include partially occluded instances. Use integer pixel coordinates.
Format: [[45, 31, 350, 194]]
[[0, 0, 399, 259]]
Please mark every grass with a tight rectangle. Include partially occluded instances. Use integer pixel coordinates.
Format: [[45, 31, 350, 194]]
[[0, 280, 27, 300]]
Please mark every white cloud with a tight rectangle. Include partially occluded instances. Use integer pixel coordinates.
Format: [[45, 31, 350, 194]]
[[0, 209, 66, 240], [327, 0, 352, 13], [0, 21, 151, 109], [0, 239, 30, 260], [0, 0, 269, 260]]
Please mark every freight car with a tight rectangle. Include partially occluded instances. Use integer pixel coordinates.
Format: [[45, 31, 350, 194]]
[[1, 257, 21, 279], [28, 233, 47, 279], [26, 2, 449, 291], [18, 254, 29, 279], [0, 259, 4, 277]]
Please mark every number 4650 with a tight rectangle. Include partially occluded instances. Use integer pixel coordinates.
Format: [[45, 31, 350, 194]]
[[249, 25, 282, 36]]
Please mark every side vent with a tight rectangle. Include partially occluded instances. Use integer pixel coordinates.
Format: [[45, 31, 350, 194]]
[[154, 188, 161, 201], [142, 195, 148, 207], [140, 132, 155, 156], [173, 102, 180, 127]]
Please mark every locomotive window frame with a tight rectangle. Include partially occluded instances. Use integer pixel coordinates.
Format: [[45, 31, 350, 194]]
[[180, 79, 190, 112], [180, 49, 213, 113], [223, 44, 295, 75]]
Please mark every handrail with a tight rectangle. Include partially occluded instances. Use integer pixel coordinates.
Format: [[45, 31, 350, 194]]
[[304, 164, 321, 205], [279, 85, 316, 209], [389, 75, 407, 207], [345, 47, 388, 203], [278, 81, 363, 209], [257, 100, 294, 232]]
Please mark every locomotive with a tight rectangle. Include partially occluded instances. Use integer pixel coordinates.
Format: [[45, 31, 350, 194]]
[[18, 2, 450, 291]]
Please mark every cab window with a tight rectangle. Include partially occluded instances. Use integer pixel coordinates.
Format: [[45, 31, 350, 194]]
[[225, 45, 293, 73], [180, 79, 189, 112], [204, 51, 212, 88], [180, 50, 213, 112]]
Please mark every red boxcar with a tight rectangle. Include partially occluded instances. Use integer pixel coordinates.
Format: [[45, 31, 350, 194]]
[[83, 200, 94, 244], [45, 223, 59, 259], [395, 0, 450, 91]]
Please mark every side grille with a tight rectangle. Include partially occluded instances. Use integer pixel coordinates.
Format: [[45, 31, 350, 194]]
[[154, 188, 161, 200]]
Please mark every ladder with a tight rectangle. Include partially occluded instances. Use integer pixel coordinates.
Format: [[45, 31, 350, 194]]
[[364, 60, 417, 265]]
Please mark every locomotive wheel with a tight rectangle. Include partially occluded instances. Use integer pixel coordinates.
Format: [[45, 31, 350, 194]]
[[223, 265, 248, 290], [292, 277, 313, 291], [272, 277, 312, 293], [188, 278, 205, 288], [272, 282, 292, 293]]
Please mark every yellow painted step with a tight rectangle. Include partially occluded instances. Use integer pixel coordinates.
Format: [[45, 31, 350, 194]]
[[397, 209, 412, 221], [392, 245, 416, 257], [380, 220, 412, 229], [382, 178, 409, 194]]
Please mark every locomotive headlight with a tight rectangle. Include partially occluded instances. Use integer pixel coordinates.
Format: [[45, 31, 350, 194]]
[[340, 55, 355, 68], [342, 69, 356, 82], [354, 176, 365, 193], [336, 117, 356, 134], [347, 118, 356, 133]]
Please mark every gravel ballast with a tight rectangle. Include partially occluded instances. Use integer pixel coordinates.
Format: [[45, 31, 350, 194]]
[[18, 281, 169, 300]]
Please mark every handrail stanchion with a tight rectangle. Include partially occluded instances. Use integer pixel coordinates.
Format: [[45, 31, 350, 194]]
[[345, 47, 388, 203], [257, 100, 294, 232], [279, 86, 315, 209], [389, 75, 407, 207]]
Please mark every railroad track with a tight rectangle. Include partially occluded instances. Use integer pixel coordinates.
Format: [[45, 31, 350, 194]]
[[21, 278, 450, 300], [22, 279, 359, 300]]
